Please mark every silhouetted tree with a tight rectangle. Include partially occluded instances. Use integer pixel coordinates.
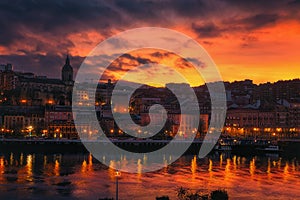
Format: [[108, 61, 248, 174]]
[[210, 189, 228, 200]]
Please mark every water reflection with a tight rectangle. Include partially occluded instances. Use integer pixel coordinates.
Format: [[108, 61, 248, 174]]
[[54, 159, 60, 176], [10, 153, 13, 166], [233, 155, 236, 170], [0, 152, 298, 199], [108, 160, 116, 180], [26, 154, 33, 182], [220, 154, 223, 167], [267, 158, 271, 175], [191, 156, 197, 174], [20, 153, 23, 166], [137, 159, 142, 180], [249, 157, 256, 176], [0, 157, 4, 182]]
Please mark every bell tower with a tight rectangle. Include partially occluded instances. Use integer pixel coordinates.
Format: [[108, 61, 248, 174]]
[[61, 55, 74, 85]]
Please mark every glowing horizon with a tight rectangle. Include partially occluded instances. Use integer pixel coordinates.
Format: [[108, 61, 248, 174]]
[[0, 1, 299, 85]]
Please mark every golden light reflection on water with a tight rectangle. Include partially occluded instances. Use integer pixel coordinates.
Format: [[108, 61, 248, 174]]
[[237, 156, 241, 166], [249, 157, 256, 176], [88, 154, 93, 171], [143, 154, 147, 166], [26, 154, 33, 181], [220, 154, 223, 167], [191, 156, 197, 173], [233, 156, 237, 170], [225, 159, 230, 173], [0, 152, 299, 199], [191, 156, 197, 180], [137, 159, 142, 180], [10, 153, 13, 166], [20, 153, 23, 166], [0, 157, 5, 182], [81, 154, 94, 174], [43, 155, 47, 167], [208, 159, 213, 179], [267, 158, 271, 178], [208, 159, 212, 172], [224, 158, 232, 187], [278, 158, 282, 170], [54, 159, 60, 176], [163, 155, 167, 168], [283, 162, 289, 181], [108, 160, 116, 180], [81, 160, 87, 173]]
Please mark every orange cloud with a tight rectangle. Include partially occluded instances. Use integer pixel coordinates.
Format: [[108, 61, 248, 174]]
[[101, 49, 205, 87]]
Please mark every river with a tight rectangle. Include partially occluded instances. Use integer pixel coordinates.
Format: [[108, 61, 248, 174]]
[[0, 151, 299, 199]]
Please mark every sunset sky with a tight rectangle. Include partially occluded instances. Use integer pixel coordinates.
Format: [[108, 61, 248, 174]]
[[0, 0, 300, 85]]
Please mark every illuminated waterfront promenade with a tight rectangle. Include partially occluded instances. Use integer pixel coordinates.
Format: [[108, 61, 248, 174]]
[[0, 138, 299, 155]]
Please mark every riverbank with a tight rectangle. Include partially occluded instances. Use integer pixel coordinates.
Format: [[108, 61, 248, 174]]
[[0, 138, 299, 157]]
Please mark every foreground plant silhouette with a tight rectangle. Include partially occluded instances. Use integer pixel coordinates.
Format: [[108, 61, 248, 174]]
[[210, 190, 229, 200], [176, 187, 228, 200]]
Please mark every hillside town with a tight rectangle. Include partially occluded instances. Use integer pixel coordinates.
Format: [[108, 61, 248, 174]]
[[0, 56, 299, 140]]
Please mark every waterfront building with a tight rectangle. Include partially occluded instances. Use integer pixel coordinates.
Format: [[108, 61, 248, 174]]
[[45, 105, 72, 126], [0, 56, 74, 106], [225, 105, 300, 138], [47, 120, 78, 139]]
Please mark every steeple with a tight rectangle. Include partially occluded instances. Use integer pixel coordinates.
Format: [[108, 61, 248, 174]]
[[66, 54, 70, 65], [62, 55, 73, 84]]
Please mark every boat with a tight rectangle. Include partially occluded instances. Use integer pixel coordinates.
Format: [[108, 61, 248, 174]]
[[257, 145, 282, 152], [214, 144, 232, 151], [214, 139, 233, 151]]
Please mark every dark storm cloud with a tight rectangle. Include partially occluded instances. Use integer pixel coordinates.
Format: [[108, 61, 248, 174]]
[[237, 14, 280, 30], [108, 53, 155, 73], [170, 0, 208, 17], [191, 22, 223, 38], [114, 0, 211, 21], [150, 52, 174, 59], [0, 23, 24, 45], [0, 0, 296, 47], [289, 0, 300, 5], [0, 0, 299, 78], [0, 53, 84, 78], [192, 13, 279, 39], [223, 0, 288, 11], [0, 0, 122, 76], [0, 0, 120, 45], [121, 53, 154, 65], [115, 0, 160, 20]]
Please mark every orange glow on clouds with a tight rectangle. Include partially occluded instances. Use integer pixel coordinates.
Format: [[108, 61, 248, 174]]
[[200, 20, 300, 84], [68, 31, 106, 57], [2, 8, 299, 85], [72, 19, 300, 85], [102, 49, 205, 87]]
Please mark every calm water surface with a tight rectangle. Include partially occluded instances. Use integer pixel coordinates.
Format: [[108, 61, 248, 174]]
[[0, 151, 299, 200]]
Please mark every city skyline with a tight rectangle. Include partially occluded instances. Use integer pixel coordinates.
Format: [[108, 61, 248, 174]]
[[0, 1, 300, 199], [1, 59, 300, 87], [0, 0, 300, 85]]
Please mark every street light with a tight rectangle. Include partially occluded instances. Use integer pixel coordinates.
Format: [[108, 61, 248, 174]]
[[115, 170, 121, 200], [27, 126, 33, 137], [55, 128, 60, 138]]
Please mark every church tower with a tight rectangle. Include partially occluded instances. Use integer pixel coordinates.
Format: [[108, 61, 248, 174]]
[[61, 55, 74, 85]]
